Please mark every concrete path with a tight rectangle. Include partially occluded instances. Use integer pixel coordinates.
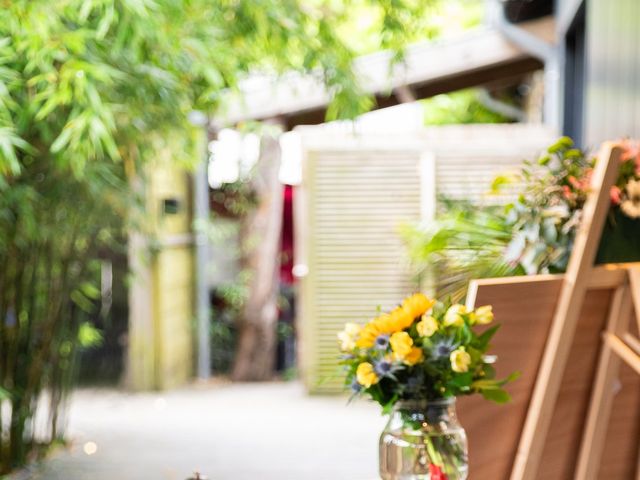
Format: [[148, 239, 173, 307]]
[[32, 382, 385, 480]]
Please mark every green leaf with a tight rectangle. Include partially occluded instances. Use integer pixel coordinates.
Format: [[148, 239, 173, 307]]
[[481, 388, 511, 404], [538, 154, 550, 166], [0, 386, 12, 400], [547, 136, 574, 153], [79, 282, 100, 300], [447, 371, 473, 388], [78, 322, 103, 348], [490, 174, 512, 193], [475, 324, 500, 350]]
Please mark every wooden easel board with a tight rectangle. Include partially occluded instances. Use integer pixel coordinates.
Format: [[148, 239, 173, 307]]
[[460, 266, 640, 479]]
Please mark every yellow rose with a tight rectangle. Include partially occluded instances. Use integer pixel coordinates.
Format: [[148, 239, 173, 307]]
[[391, 306, 414, 330], [390, 331, 413, 357], [450, 347, 471, 373], [403, 346, 424, 366], [471, 305, 494, 325], [337, 322, 361, 351], [402, 293, 436, 319], [444, 304, 467, 327], [356, 321, 382, 348], [356, 362, 379, 388], [416, 315, 438, 337]]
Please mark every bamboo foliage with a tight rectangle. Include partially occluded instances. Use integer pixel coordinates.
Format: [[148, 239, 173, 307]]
[[0, 0, 437, 473], [0, 161, 126, 473]]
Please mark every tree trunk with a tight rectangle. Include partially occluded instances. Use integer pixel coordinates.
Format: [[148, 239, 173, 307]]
[[232, 132, 284, 381]]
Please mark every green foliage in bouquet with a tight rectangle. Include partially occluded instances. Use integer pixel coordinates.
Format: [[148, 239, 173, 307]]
[[338, 293, 518, 412]]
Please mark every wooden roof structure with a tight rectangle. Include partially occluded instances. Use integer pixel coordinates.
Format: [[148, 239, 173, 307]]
[[220, 27, 544, 130]]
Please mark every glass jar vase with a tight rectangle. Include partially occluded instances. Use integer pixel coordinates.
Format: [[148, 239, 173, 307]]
[[379, 398, 468, 480]]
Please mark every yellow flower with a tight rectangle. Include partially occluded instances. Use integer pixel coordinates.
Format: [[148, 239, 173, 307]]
[[390, 306, 414, 330], [337, 323, 361, 351], [356, 320, 383, 348], [402, 293, 436, 320], [471, 305, 494, 325], [403, 346, 424, 366], [416, 315, 438, 337], [450, 347, 471, 373], [444, 304, 467, 327], [356, 310, 412, 348], [356, 362, 379, 388], [390, 331, 413, 357]]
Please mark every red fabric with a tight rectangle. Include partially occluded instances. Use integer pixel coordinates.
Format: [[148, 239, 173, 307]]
[[280, 185, 295, 284]]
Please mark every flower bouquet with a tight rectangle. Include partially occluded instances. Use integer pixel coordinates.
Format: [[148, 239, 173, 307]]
[[503, 137, 640, 270], [338, 293, 517, 480], [597, 139, 640, 263]]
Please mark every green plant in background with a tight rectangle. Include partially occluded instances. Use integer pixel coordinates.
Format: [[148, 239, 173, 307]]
[[402, 138, 594, 301], [402, 199, 515, 302], [501, 137, 590, 274], [0, 0, 440, 473], [422, 89, 512, 126], [337, 0, 484, 56], [403, 136, 640, 304], [0, 160, 127, 471]]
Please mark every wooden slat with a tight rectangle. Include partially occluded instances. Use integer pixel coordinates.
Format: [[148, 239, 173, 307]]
[[606, 334, 640, 374], [467, 264, 636, 308], [303, 150, 422, 392], [511, 143, 623, 480], [624, 333, 640, 356], [575, 285, 633, 480], [629, 267, 640, 333], [599, 360, 640, 480]]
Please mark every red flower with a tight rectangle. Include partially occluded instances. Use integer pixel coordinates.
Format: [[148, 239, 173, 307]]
[[610, 185, 622, 205], [429, 463, 448, 480], [568, 175, 580, 189]]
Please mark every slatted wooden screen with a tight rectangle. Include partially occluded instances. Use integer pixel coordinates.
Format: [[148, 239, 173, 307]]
[[295, 125, 557, 393], [299, 149, 422, 392]]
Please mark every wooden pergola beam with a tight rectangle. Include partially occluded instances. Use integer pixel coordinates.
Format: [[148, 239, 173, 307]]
[[221, 28, 542, 129]]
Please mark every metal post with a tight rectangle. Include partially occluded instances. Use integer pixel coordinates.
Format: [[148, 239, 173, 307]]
[[190, 112, 212, 380]]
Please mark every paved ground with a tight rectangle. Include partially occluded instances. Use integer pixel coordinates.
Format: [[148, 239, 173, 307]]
[[28, 382, 385, 480]]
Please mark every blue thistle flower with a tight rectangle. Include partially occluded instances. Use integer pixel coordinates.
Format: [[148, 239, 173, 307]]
[[350, 379, 363, 393], [374, 359, 394, 377], [374, 334, 390, 350], [431, 337, 458, 360]]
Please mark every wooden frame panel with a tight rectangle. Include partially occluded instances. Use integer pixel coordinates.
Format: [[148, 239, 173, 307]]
[[465, 266, 640, 479], [511, 143, 623, 480], [464, 142, 640, 479]]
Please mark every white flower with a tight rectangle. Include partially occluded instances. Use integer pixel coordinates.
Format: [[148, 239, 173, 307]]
[[621, 179, 640, 218], [542, 204, 570, 219], [337, 323, 361, 352]]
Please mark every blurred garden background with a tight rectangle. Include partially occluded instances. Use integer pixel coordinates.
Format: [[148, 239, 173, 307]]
[[2, 0, 640, 478]]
